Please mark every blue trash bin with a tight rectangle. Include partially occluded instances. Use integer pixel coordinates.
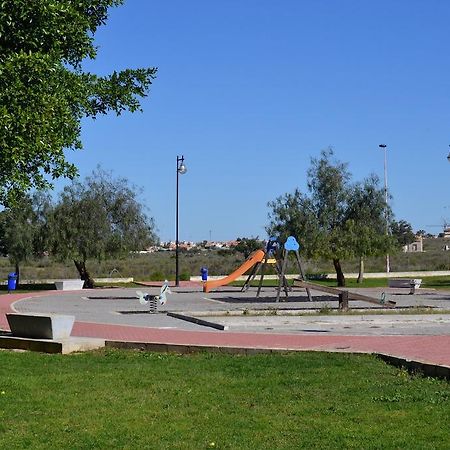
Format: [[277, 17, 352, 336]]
[[200, 267, 208, 281], [7, 272, 17, 291]]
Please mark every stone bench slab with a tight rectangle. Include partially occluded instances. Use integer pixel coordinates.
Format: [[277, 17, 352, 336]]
[[388, 278, 422, 294], [388, 278, 422, 288], [54, 279, 84, 290], [6, 313, 75, 340]]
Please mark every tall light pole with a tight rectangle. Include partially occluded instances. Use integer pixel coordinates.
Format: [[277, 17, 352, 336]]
[[176, 155, 187, 287], [379, 144, 390, 273]]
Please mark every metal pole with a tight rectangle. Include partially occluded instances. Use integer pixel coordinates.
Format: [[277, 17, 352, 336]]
[[175, 155, 186, 287], [175, 157, 180, 287], [379, 144, 390, 273]]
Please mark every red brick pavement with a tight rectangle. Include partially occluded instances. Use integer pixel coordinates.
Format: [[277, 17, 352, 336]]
[[0, 292, 33, 330], [2, 291, 450, 368], [71, 321, 450, 367]]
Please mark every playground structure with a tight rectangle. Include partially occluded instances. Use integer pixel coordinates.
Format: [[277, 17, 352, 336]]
[[240, 236, 312, 302], [203, 236, 396, 311], [202, 249, 266, 293], [203, 236, 311, 301]]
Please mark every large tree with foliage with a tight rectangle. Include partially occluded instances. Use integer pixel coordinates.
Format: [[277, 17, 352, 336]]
[[390, 219, 416, 247], [267, 149, 392, 286], [344, 175, 395, 282], [0, 192, 51, 285], [234, 237, 264, 259], [48, 168, 158, 288], [0, 0, 157, 206]]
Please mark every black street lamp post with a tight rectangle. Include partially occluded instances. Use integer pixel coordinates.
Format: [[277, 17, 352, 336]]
[[176, 155, 187, 287], [379, 144, 390, 273]]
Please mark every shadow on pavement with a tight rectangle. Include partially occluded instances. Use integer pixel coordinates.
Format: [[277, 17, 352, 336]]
[[211, 294, 335, 304]]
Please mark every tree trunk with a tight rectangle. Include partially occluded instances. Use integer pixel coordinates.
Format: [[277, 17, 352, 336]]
[[73, 260, 95, 288], [15, 262, 20, 287], [333, 258, 345, 287], [357, 256, 364, 283]]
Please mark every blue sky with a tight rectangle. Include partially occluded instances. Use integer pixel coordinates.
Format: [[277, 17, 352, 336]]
[[61, 0, 450, 242]]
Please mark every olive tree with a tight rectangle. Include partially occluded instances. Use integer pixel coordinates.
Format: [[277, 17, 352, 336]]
[[344, 175, 395, 282], [390, 220, 416, 247], [234, 237, 264, 258], [48, 168, 158, 287], [267, 149, 393, 286], [0, 192, 51, 285]]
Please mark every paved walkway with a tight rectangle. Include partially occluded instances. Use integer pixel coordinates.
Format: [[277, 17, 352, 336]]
[[71, 322, 450, 367], [1, 286, 450, 370]]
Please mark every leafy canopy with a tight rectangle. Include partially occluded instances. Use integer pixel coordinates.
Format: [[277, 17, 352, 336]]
[[234, 237, 264, 259], [0, 191, 52, 282], [344, 174, 395, 258], [268, 149, 356, 261], [0, 0, 157, 205], [267, 149, 394, 284], [390, 219, 416, 246], [48, 167, 158, 264]]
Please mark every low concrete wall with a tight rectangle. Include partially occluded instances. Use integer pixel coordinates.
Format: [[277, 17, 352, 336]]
[[0, 336, 105, 354], [328, 271, 450, 279], [15, 277, 134, 285], [93, 277, 134, 283]]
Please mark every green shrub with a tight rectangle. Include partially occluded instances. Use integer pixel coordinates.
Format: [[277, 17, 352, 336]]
[[180, 271, 191, 281], [149, 271, 165, 281]]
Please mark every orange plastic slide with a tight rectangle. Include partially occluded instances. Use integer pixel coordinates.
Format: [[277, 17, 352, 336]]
[[203, 249, 265, 293]]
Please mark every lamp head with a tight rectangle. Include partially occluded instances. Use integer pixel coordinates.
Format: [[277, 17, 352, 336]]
[[447, 152, 450, 163], [379, 144, 387, 148], [177, 155, 187, 174]]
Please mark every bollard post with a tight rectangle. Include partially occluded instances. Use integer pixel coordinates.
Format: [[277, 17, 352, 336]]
[[339, 291, 349, 312]]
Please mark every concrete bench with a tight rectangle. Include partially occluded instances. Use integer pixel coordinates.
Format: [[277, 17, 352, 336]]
[[54, 279, 84, 290], [6, 313, 75, 340], [2, 313, 105, 353], [388, 278, 422, 294]]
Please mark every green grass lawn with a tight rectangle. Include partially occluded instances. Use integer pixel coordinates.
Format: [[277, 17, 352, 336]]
[[0, 349, 449, 449]]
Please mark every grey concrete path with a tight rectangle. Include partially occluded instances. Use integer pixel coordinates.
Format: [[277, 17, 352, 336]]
[[9, 285, 450, 336]]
